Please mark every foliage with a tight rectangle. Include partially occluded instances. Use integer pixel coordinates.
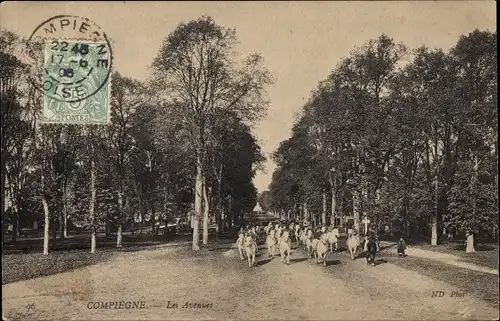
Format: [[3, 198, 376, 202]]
[[268, 30, 497, 238]]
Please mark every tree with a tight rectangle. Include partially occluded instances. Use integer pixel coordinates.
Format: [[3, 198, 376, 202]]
[[152, 16, 272, 250], [258, 191, 272, 213], [1, 30, 34, 245], [443, 30, 498, 250], [108, 72, 149, 247], [269, 30, 496, 247]]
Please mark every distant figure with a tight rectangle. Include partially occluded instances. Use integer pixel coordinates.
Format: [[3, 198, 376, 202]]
[[397, 237, 407, 257]]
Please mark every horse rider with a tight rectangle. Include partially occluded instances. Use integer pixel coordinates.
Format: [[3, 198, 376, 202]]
[[288, 221, 295, 238], [365, 233, 378, 266], [367, 224, 380, 251], [275, 223, 282, 239]]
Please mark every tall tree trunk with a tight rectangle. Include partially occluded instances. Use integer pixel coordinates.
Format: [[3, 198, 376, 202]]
[[12, 205, 18, 242], [63, 203, 68, 238], [215, 204, 220, 240], [215, 184, 221, 240], [303, 202, 308, 222], [322, 189, 327, 227], [202, 176, 209, 245], [1, 155, 5, 251], [41, 153, 50, 255], [104, 222, 110, 236], [59, 180, 65, 240], [192, 157, 202, 251], [466, 154, 479, 253], [329, 172, 336, 227], [220, 206, 225, 233], [116, 225, 122, 247], [89, 134, 97, 253], [138, 209, 142, 234], [353, 190, 360, 231], [42, 196, 50, 255], [432, 134, 439, 246], [51, 217, 57, 242], [151, 204, 157, 236], [117, 191, 123, 248], [215, 164, 223, 239], [354, 150, 362, 231]]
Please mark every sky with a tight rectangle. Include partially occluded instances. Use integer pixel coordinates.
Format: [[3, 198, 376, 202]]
[[1, 1, 496, 193]]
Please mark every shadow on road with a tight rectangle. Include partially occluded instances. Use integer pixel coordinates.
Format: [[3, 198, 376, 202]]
[[379, 244, 396, 251], [325, 259, 341, 266], [290, 257, 308, 264], [374, 258, 388, 266], [255, 258, 273, 266], [208, 246, 233, 252]]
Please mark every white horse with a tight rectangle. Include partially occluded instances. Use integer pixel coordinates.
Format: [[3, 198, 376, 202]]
[[279, 230, 292, 264], [244, 234, 257, 267], [305, 234, 314, 257], [266, 231, 277, 258], [327, 228, 340, 252], [299, 229, 307, 246], [314, 235, 329, 266], [346, 231, 360, 260], [236, 232, 245, 260]]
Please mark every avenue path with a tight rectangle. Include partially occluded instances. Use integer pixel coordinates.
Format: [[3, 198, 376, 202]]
[[2, 239, 498, 320]]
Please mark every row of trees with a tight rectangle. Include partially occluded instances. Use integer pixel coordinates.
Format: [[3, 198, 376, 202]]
[[1, 16, 272, 252], [263, 30, 497, 249]]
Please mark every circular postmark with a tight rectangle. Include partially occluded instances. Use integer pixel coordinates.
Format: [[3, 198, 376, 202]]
[[27, 15, 113, 104]]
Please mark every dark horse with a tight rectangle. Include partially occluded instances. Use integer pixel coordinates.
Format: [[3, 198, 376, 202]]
[[365, 237, 378, 266]]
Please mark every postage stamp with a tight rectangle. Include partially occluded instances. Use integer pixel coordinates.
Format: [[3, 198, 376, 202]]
[[42, 39, 111, 124], [26, 15, 113, 124]]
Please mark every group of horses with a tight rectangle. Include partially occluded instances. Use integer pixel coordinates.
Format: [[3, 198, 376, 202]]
[[236, 222, 370, 268]]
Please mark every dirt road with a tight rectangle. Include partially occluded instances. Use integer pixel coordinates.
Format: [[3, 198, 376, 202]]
[[2, 240, 498, 320]]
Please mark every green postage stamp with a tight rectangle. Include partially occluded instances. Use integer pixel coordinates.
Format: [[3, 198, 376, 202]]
[[42, 39, 111, 124]]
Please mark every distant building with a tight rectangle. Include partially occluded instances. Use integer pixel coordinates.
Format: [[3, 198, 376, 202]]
[[253, 203, 263, 214]]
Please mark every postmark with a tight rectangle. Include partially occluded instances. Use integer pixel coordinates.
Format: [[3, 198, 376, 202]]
[[27, 15, 113, 124]]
